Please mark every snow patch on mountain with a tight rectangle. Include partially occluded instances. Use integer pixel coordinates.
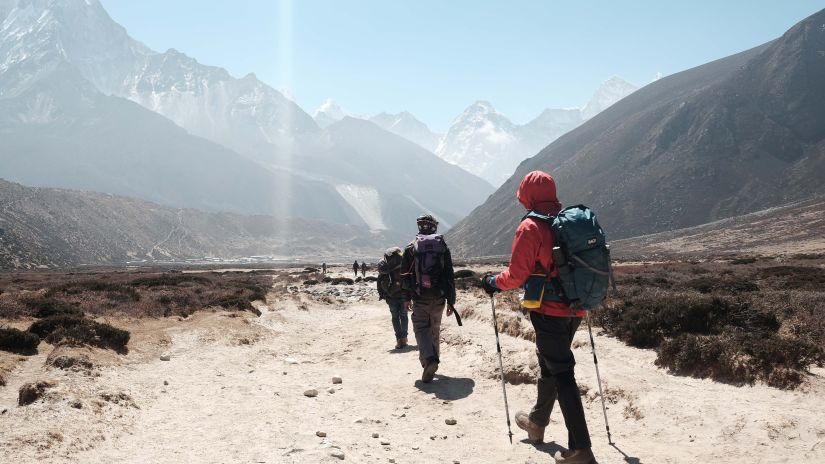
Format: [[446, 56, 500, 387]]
[[335, 184, 386, 231]]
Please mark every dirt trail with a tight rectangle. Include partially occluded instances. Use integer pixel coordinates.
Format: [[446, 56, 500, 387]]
[[2, 278, 824, 463]]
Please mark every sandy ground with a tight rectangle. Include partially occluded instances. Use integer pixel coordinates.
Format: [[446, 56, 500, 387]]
[[1, 273, 824, 463]]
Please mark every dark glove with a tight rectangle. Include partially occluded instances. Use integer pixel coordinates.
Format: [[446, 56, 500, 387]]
[[481, 273, 499, 296]]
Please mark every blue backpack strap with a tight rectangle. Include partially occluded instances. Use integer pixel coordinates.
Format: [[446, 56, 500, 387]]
[[520, 210, 566, 302]]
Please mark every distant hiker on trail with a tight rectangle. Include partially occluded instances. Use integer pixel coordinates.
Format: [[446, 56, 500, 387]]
[[353, 260, 359, 278], [361, 261, 367, 277], [481, 171, 597, 464], [377, 247, 408, 349], [322, 262, 327, 274], [401, 214, 456, 383]]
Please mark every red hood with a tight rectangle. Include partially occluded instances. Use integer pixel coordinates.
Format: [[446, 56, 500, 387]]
[[516, 171, 562, 215]]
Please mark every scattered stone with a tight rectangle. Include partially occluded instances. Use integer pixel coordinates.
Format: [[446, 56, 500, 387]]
[[18, 380, 57, 406], [403, 405, 411, 409], [304, 389, 319, 398], [285, 357, 299, 365], [163, 380, 169, 386], [332, 376, 343, 384], [70, 400, 82, 409], [372, 433, 379, 438], [331, 451, 345, 460], [328, 388, 336, 394], [389, 459, 396, 463], [354, 417, 367, 423], [316, 431, 327, 437], [160, 354, 171, 361], [445, 418, 457, 426], [412, 446, 419, 450], [380, 439, 390, 446]]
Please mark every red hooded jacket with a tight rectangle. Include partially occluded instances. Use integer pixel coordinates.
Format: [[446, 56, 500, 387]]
[[493, 171, 586, 318]]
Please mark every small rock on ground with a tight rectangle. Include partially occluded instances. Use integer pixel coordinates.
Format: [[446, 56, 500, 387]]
[[316, 431, 327, 437], [332, 376, 343, 384], [331, 451, 345, 460], [445, 418, 457, 425], [303, 389, 319, 398], [159, 354, 171, 361]]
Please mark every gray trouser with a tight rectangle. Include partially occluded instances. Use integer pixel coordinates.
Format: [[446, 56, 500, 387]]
[[411, 298, 445, 367]]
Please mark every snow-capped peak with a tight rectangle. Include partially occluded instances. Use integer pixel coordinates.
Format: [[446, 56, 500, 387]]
[[314, 98, 347, 119], [581, 75, 638, 120]]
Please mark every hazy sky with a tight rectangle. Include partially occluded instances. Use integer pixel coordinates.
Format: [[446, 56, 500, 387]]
[[101, 1, 822, 131]]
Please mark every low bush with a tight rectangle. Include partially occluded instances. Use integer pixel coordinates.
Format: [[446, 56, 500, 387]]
[[28, 315, 130, 352], [594, 291, 777, 349], [47, 280, 140, 301], [22, 296, 83, 318], [130, 274, 211, 287], [656, 333, 824, 389], [0, 327, 40, 354], [758, 266, 825, 291], [682, 276, 758, 294]]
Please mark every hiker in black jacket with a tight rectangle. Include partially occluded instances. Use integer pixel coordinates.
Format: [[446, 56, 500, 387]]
[[400, 214, 456, 383], [377, 247, 408, 349]]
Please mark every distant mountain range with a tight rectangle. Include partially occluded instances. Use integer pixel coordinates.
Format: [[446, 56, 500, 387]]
[[313, 77, 639, 186], [0, 0, 492, 238], [0, 179, 404, 270], [448, 8, 825, 257]]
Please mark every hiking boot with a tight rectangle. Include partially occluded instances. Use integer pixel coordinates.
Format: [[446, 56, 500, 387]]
[[399, 337, 408, 348], [395, 339, 403, 349], [553, 448, 597, 464], [515, 411, 544, 442], [422, 360, 439, 383]]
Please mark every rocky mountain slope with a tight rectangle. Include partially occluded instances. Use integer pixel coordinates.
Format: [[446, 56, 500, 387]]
[[612, 197, 825, 259], [0, 180, 405, 270], [448, 8, 825, 257]]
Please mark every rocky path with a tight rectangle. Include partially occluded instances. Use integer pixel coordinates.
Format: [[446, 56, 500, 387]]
[[2, 278, 825, 463]]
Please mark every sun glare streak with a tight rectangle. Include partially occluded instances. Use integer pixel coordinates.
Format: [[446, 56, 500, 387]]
[[275, 0, 294, 260]]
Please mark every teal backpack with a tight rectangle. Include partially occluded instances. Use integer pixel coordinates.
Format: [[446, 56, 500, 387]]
[[523, 205, 614, 310]]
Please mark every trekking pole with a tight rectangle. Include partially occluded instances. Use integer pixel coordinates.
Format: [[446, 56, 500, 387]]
[[586, 312, 613, 445], [490, 295, 514, 444]]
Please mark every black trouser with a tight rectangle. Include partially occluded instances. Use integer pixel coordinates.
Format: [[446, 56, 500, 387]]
[[529, 313, 592, 450]]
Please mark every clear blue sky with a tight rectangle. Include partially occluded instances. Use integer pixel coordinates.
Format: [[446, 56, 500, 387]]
[[100, 0, 822, 132]]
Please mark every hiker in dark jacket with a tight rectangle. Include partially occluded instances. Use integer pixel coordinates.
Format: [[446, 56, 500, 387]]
[[481, 171, 596, 464], [377, 247, 408, 349], [352, 260, 359, 278], [361, 261, 367, 277], [400, 214, 456, 383]]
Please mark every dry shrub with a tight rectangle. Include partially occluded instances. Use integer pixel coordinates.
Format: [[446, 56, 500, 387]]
[[656, 333, 824, 389], [22, 296, 83, 318], [0, 327, 40, 354], [682, 276, 759, 294], [758, 266, 825, 291], [28, 316, 130, 352], [594, 290, 777, 349]]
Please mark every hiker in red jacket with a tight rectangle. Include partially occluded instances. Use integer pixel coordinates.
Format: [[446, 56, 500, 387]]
[[482, 171, 596, 464]]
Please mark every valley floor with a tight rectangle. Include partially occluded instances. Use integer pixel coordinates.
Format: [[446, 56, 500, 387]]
[[1, 274, 824, 463]]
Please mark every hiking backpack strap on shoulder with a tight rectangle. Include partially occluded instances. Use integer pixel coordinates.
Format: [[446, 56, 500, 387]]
[[519, 211, 566, 307]]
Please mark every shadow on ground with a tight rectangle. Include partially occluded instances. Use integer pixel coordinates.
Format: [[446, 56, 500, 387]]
[[414, 374, 475, 400], [387, 344, 419, 354]]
